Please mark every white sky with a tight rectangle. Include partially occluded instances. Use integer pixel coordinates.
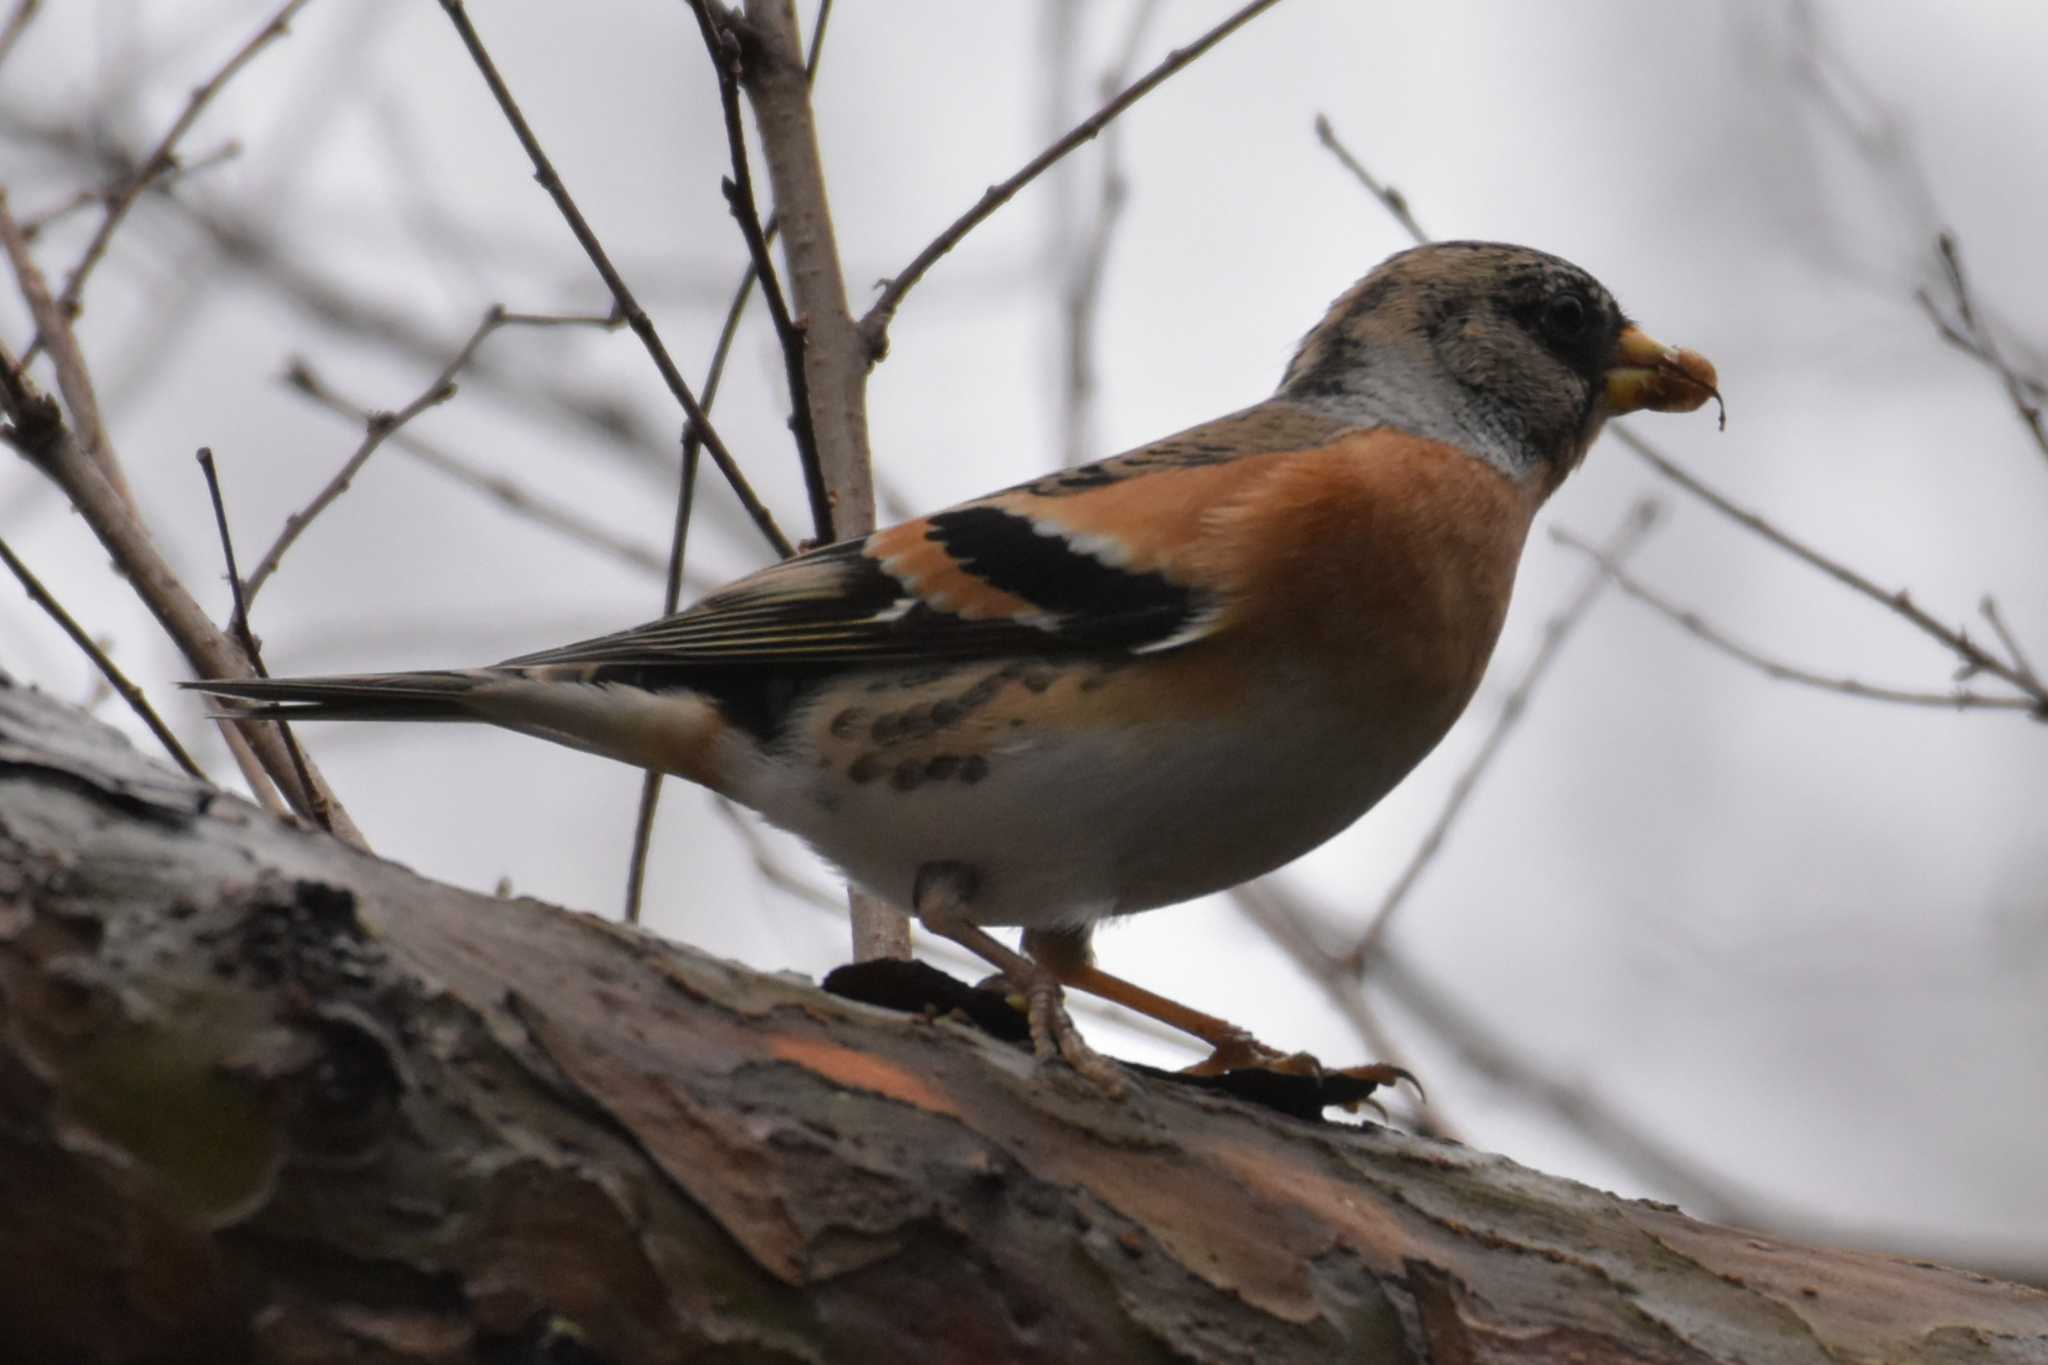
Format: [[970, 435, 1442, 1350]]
[[5, 1, 2046, 1275]]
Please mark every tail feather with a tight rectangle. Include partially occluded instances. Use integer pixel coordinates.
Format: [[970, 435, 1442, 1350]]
[[182, 670, 492, 723]]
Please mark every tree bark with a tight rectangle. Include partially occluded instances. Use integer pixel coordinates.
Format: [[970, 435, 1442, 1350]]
[[0, 678, 2042, 1364]]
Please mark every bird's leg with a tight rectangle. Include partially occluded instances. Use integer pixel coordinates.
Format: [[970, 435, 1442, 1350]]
[[1023, 925, 1316, 1078], [910, 863, 1126, 1096]]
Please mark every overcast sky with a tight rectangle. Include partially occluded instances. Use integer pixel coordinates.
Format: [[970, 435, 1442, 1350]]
[[5, 1, 2046, 1276]]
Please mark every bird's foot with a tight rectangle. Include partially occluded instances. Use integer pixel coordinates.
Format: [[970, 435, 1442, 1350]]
[[1018, 974, 1127, 1097], [1184, 1034, 1422, 1101], [1181, 1028, 1317, 1078]]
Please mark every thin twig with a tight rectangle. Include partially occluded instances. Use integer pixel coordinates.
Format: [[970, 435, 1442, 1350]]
[[0, 0, 40, 74], [1057, 0, 1156, 468], [859, 0, 1285, 358], [44, 0, 312, 349], [735, 0, 896, 957], [1344, 499, 1664, 971], [1313, 113, 1427, 245], [195, 447, 331, 830], [1552, 525, 2044, 718], [1981, 597, 2036, 682], [1918, 232, 2048, 467], [688, 1, 828, 540], [0, 534, 205, 779], [622, 259, 758, 924], [1231, 880, 1442, 1132], [1609, 423, 2048, 709], [22, 139, 243, 239], [622, 438, 698, 925], [283, 361, 674, 579], [1255, 879, 1776, 1221], [0, 185, 360, 842], [243, 334, 469, 603], [435, 0, 794, 558], [0, 185, 127, 502], [622, 0, 836, 926], [247, 306, 621, 603]]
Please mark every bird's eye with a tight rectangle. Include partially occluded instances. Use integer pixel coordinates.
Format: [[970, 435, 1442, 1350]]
[[1543, 293, 1589, 341]]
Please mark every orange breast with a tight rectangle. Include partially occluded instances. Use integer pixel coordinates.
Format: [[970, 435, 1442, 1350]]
[[1201, 431, 1538, 726]]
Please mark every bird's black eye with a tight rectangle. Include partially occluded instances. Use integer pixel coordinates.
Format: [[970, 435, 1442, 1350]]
[[1542, 293, 1589, 342]]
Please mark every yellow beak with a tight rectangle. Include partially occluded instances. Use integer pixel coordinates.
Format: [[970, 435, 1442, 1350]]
[[1605, 324, 1722, 423]]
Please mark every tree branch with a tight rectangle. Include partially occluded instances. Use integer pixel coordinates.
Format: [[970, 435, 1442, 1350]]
[[2, 680, 2043, 1362], [859, 0, 1284, 359], [435, 0, 795, 558]]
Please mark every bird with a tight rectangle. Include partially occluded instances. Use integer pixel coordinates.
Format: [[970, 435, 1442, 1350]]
[[190, 242, 1719, 1095]]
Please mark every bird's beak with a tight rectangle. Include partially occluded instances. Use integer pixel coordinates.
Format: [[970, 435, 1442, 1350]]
[[1605, 325, 1722, 424]]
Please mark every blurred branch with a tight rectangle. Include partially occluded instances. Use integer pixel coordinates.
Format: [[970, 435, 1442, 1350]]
[[1553, 524, 2045, 718], [1313, 112, 1427, 245], [734, 0, 900, 959], [859, 0, 1285, 360], [0, 191, 361, 843], [435, 0, 795, 559], [1609, 423, 2048, 712], [21, 138, 241, 238], [0, 533, 204, 779], [1231, 880, 1429, 1129], [30, 0, 311, 366], [0, 0, 37, 74], [283, 363, 680, 581], [1055, 0, 1157, 468], [243, 305, 576, 606], [0, 186, 127, 501], [1918, 231, 2048, 467], [625, 2, 836, 929], [1345, 499, 1665, 972], [1251, 879, 1780, 1226]]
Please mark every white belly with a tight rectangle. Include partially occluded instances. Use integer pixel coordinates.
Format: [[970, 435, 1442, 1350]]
[[716, 660, 1444, 929]]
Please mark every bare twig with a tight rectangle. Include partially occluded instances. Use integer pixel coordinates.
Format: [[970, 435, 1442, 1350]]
[[1313, 113, 1427, 245], [45, 0, 312, 347], [195, 447, 331, 831], [246, 306, 623, 604], [1609, 424, 2048, 710], [0, 0, 39, 74], [283, 362, 674, 579], [1231, 880, 1436, 1130], [623, 247, 760, 924], [623, 437, 700, 926], [736, 0, 899, 958], [22, 139, 242, 239], [1344, 500, 1664, 971], [687, 1, 828, 539], [0, 185, 127, 502], [1252, 879, 1777, 1221], [1981, 597, 2036, 682], [1918, 232, 2048, 466], [242, 331, 469, 604], [624, 1, 835, 927], [1056, 0, 1157, 467], [0, 534, 204, 779], [859, 0, 1285, 359], [1552, 525, 2044, 717], [0, 200, 359, 842], [435, 0, 794, 558]]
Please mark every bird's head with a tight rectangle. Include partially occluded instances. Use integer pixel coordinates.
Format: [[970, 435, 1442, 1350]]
[[1281, 241, 1719, 492]]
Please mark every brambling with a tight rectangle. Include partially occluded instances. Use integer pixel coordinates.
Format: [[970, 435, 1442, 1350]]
[[192, 242, 1718, 1094]]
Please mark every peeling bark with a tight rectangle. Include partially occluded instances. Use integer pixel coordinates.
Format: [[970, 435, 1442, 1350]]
[[0, 678, 2043, 1364]]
